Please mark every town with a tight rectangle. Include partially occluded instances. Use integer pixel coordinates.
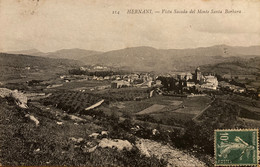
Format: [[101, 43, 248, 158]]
[[0, 51, 259, 167], [1, 0, 259, 166], [58, 65, 259, 99]]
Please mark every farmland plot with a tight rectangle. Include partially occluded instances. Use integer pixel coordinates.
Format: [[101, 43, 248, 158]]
[[41, 91, 103, 113], [136, 104, 165, 115]]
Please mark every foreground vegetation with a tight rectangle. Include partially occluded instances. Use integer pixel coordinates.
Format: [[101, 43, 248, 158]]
[[0, 97, 167, 166]]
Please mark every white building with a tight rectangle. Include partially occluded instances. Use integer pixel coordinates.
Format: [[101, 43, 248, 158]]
[[201, 75, 218, 90], [187, 82, 195, 87], [111, 80, 131, 88]]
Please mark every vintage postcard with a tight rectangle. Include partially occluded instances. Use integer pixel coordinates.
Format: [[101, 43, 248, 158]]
[[0, 0, 259, 166]]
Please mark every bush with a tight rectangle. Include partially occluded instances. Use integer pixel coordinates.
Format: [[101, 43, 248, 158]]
[[87, 147, 167, 167]]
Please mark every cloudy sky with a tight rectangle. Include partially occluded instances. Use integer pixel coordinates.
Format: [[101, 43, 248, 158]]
[[0, 0, 259, 52]]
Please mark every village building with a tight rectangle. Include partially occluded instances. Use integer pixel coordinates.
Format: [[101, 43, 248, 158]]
[[232, 75, 257, 81], [143, 81, 153, 88], [186, 73, 193, 80], [129, 74, 139, 80], [187, 81, 196, 87], [201, 75, 218, 90], [222, 74, 232, 80], [195, 67, 202, 82], [104, 76, 110, 80], [80, 67, 88, 71], [93, 66, 107, 70], [96, 76, 104, 81], [92, 76, 98, 80], [140, 73, 153, 82], [25, 66, 31, 70], [111, 80, 131, 89], [155, 80, 162, 86], [222, 74, 257, 81], [177, 72, 193, 81]]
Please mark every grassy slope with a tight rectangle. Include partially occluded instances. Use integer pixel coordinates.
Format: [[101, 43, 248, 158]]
[[0, 98, 101, 165], [0, 53, 82, 82], [0, 97, 166, 166], [200, 57, 260, 75]]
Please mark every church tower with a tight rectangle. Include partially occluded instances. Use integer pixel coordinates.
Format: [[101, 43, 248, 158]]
[[195, 67, 201, 82]]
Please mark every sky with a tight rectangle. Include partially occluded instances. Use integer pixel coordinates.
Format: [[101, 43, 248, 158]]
[[0, 0, 260, 52]]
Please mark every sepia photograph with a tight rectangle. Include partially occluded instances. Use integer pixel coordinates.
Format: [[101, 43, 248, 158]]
[[0, 0, 259, 166]]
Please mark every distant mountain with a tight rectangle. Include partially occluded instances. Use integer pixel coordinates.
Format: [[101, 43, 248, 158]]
[[163, 45, 260, 58], [7, 49, 44, 56], [42, 48, 103, 60], [81, 46, 170, 72], [80, 45, 260, 72], [6, 45, 260, 73], [7, 48, 103, 60]]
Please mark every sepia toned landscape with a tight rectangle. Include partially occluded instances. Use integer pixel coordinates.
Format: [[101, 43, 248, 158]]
[[0, 0, 260, 166], [0, 44, 260, 166]]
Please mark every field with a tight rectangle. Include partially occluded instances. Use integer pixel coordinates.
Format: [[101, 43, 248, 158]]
[[40, 91, 103, 113], [92, 87, 151, 101], [107, 94, 213, 126], [40, 87, 151, 114], [48, 80, 110, 91], [136, 104, 165, 115]]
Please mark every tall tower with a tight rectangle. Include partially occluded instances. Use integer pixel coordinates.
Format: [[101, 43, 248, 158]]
[[195, 67, 201, 82]]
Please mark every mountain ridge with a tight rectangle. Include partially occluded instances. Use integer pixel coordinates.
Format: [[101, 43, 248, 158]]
[[80, 45, 260, 72], [4, 45, 260, 72]]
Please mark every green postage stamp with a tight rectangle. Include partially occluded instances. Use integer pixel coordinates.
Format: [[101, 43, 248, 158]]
[[215, 129, 259, 166]]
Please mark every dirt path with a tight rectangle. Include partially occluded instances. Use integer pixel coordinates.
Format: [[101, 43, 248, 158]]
[[136, 138, 206, 167]]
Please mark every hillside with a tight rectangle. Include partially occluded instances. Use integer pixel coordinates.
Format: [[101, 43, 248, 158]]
[[200, 57, 260, 75], [0, 53, 81, 67], [0, 53, 82, 81], [7, 49, 103, 61], [81, 45, 260, 72]]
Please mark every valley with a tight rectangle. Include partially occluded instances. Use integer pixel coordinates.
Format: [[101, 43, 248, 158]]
[[0, 45, 259, 166]]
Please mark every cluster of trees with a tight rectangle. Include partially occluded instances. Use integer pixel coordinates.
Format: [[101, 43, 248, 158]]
[[27, 80, 44, 86], [157, 76, 184, 91], [216, 74, 246, 88], [42, 92, 102, 113], [68, 68, 129, 77], [216, 74, 259, 99], [157, 76, 200, 94]]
